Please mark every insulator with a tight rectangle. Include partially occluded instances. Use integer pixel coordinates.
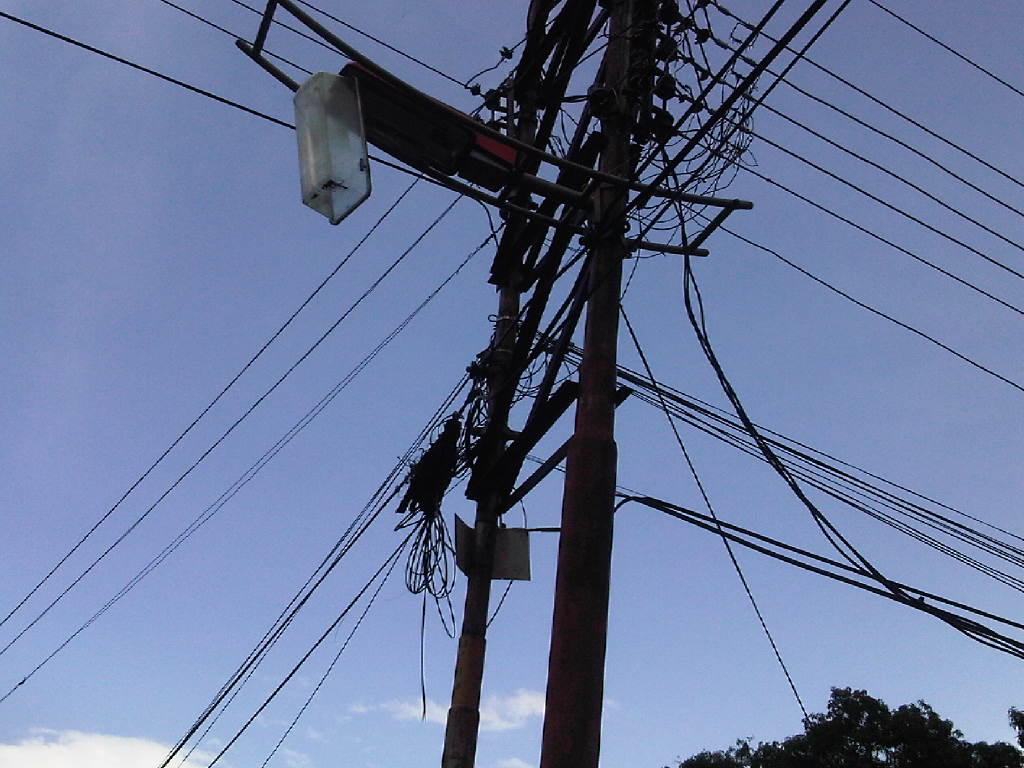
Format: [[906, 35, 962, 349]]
[[483, 89, 503, 110], [587, 85, 616, 117], [658, 0, 683, 25], [650, 106, 676, 142], [632, 117, 652, 145], [654, 73, 677, 100], [655, 34, 678, 61]]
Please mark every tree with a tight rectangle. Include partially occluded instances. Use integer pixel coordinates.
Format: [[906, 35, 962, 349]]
[[670, 688, 1022, 768]]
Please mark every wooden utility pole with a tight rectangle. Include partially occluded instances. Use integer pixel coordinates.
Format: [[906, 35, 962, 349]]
[[440, 5, 547, 767], [539, 2, 643, 767]]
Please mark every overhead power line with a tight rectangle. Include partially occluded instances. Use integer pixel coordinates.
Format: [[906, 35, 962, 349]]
[[154, 0, 313, 74], [757, 61, 1024, 220], [0, 179, 418, 635], [712, 222, 1024, 396], [0, 9, 292, 128], [743, 128, 1024, 280], [865, 0, 1024, 100], [714, 2, 1024, 193], [623, 495, 1024, 660], [738, 164, 1024, 318], [162, 379, 471, 767], [0, 196, 461, 667], [752, 102, 1024, 258], [0, 229, 494, 704], [619, 306, 807, 719]]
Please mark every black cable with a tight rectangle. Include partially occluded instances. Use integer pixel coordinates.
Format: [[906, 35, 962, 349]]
[[712, 222, 1024, 395], [0, 178, 418, 636], [0, 228, 493, 704], [622, 495, 1024, 653], [256, 548, 401, 768], [744, 127, 1024, 281], [739, 164, 1024, 318], [619, 306, 808, 719], [0, 9, 292, 128], [679, 257, 1024, 654], [742, 60, 1024, 220], [682, 255, 901, 587], [175, 378, 471, 766], [155, 0, 313, 74], [195, 537, 412, 768], [752, 102, 1024, 260], [714, 1, 1024, 192], [623, 383, 1024, 591], [596, 347, 1024, 554], [290, 0, 470, 89], [0, 196, 461, 666], [864, 0, 1024, 101]]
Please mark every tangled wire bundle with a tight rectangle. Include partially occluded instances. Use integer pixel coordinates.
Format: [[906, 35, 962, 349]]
[[395, 415, 462, 599]]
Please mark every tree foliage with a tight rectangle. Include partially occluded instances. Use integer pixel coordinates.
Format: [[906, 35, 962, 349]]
[[671, 688, 1022, 768]]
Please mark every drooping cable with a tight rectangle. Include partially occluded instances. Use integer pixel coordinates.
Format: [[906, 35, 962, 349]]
[[619, 305, 807, 718], [0, 225, 495, 704], [0, 196, 461, 666], [0, 178, 418, 635], [682, 255, 900, 586], [622, 495, 1024, 659]]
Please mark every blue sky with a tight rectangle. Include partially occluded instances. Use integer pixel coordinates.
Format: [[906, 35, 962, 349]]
[[2, 1, 1023, 767]]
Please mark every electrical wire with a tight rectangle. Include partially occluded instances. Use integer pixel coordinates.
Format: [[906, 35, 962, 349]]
[[588, 346, 1024, 553], [0, 178, 418, 635], [619, 305, 808, 719], [0, 226, 495, 704], [714, 1, 1024, 192], [154, 0, 312, 74], [751, 102, 1024, 259], [731, 56, 1024, 220], [864, 0, 1024, 101], [256, 548, 401, 768], [709, 220, 1024, 395], [0, 8, 290, 122], [738, 164, 1024, 318], [166, 376, 471, 766], [191, 537, 412, 768], [616, 379, 1024, 591], [682, 255, 902, 586], [742, 127, 1024, 281], [621, 495, 1024, 659], [291, 0, 471, 89], [0, 196, 461, 667]]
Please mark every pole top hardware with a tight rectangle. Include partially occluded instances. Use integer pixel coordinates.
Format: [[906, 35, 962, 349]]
[[237, 0, 752, 232]]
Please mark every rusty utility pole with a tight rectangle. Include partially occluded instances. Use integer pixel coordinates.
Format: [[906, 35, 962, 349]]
[[539, 2, 646, 767]]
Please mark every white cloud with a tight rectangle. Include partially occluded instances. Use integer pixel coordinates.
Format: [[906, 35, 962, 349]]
[[350, 689, 545, 733], [479, 689, 545, 732], [0, 729, 211, 768], [280, 746, 312, 768], [495, 758, 534, 768]]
